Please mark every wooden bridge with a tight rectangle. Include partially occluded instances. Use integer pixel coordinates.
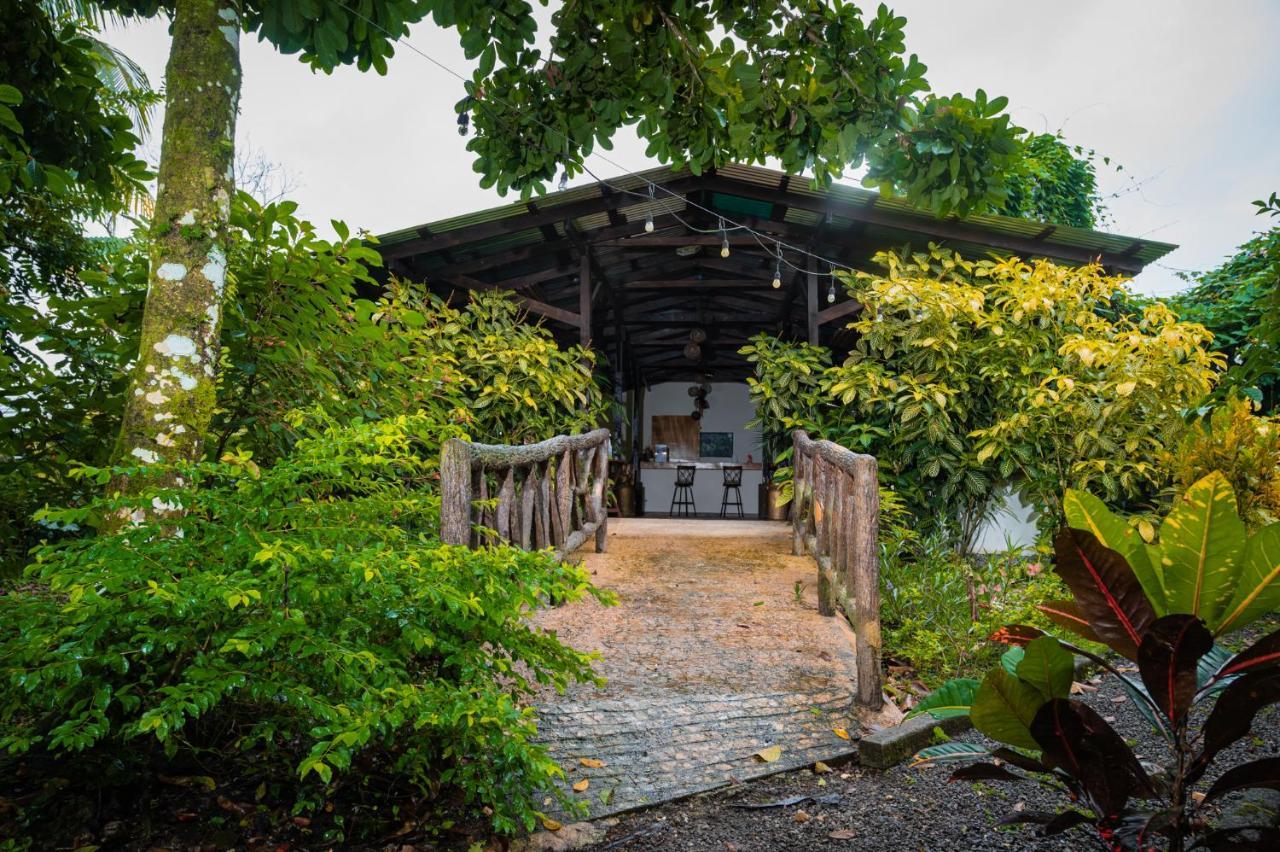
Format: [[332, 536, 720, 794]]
[[440, 428, 888, 817]]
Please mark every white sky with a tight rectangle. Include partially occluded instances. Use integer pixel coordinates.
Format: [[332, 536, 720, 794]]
[[104, 0, 1280, 297]]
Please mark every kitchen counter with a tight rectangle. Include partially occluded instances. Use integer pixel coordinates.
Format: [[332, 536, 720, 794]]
[[641, 460, 763, 470]]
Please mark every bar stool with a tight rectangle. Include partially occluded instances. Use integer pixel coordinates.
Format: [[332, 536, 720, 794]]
[[669, 465, 697, 517], [719, 465, 744, 518]]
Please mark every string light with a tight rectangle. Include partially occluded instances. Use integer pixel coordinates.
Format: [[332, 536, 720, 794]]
[[558, 169, 569, 192], [772, 249, 782, 289], [827, 278, 836, 303], [644, 185, 655, 233], [719, 219, 730, 258]]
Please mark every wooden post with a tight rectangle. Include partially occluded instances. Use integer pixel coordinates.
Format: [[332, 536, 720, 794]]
[[806, 256, 818, 345], [791, 433, 806, 556], [594, 440, 609, 552], [850, 455, 883, 709], [440, 439, 472, 546], [579, 254, 592, 346]]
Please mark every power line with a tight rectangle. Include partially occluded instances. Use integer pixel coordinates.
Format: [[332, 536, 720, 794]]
[[345, 7, 853, 278]]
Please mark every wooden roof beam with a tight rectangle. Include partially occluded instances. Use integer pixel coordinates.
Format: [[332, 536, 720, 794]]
[[444, 274, 580, 327]]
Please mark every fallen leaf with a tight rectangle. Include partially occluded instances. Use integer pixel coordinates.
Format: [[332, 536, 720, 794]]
[[1191, 791, 1206, 806], [541, 817, 563, 832], [579, 758, 606, 769], [828, 828, 856, 840], [599, 787, 615, 805], [216, 795, 249, 816], [291, 816, 311, 828], [159, 774, 217, 792], [1111, 696, 1127, 703], [1014, 801, 1026, 812], [793, 810, 812, 823], [572, 779, 589, 793], [752, 745, 782, 763], [814, 761, 832, 774], [833, 727, 851, 740]]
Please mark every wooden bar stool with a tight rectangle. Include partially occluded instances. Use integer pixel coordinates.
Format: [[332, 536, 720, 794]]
[[669, 464, 697, 517], [719, 465, 744, 518]]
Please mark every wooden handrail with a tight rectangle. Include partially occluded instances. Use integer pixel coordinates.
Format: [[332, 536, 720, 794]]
[[441, 428, 611, 560], [791, 430, 883, 709]]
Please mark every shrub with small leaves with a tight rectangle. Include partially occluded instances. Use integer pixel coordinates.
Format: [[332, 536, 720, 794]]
[[0, 414, 606, 834]]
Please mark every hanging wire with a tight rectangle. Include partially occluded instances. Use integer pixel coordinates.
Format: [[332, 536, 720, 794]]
[[342, 5, 855, 278]]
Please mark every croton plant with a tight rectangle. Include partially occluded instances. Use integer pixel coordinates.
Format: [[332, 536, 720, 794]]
[[911, 472, 1280, 851]]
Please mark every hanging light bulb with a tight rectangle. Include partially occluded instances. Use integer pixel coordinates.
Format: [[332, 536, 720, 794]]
[[771, 249, 782, 289], [719, 219, 730, 258], [558, 169, 569, 192], [827, 278, 837, 304], [644, 185, 655, 233]]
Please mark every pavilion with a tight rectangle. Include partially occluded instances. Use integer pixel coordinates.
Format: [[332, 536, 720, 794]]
[[376, 163, 1176, 516]]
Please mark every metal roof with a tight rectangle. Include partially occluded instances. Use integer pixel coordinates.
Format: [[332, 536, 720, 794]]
[[378, 163, 1177, 269]]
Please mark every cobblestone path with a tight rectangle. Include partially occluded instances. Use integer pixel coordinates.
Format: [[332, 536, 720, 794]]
[[531, 519, 862, 819]]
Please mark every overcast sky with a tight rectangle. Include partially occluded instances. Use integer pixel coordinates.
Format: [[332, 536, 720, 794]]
[[104, 1, 1280, 297]]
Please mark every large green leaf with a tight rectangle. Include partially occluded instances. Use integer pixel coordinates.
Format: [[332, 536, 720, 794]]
[[910, 742, 992, 766], [970, 668, 1045, 751], [1216, 522, 1280, 635], [908, 677, 980, 720], [1159, 472, 1246, 628], [1065, 489, 1166, 613], [1017, 637, 1075, 702]]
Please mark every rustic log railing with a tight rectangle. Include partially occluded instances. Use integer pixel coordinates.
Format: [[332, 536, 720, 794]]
[[791, 430, 883, 708], [440, 428, 611, 560]]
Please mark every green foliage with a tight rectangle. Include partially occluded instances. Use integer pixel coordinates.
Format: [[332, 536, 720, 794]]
[[1168, 396, 1280, 528], [0, 415, 606, 835], [0, 0, 148, 203], [834, 247, 1219, 549], [455, 0, 1025, 213], [2, 192, 603, 572], [745, 248, 1221, 552], [912, 499, 1280, 851], [1059, 472, 1280, 640], [997, 132, 1105, 230], [879, 523, 1069, 685], [1172, 213, 1280, 412]]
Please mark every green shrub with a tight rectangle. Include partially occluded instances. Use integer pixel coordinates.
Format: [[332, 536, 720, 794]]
[[0, 415, 606, 835], [880, 526, 1068, 685], [1168, 395, 1280, 527]]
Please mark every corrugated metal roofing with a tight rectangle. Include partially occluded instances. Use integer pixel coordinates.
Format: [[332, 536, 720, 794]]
[[377, 163, 1176, 268]]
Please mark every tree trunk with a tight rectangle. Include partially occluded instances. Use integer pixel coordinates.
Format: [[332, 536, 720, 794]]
[[105, 0, 240, 530]]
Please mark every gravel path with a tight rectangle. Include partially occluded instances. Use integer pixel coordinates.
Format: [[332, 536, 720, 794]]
[[584, 627, 1280, 852]]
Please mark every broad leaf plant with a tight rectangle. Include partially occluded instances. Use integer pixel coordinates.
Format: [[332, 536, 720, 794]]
[[911, 472, 1280, 851]]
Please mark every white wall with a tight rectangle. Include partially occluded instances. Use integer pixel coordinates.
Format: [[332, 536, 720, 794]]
[[973, 485, 1040, 553], [640, 382, 763, 516]]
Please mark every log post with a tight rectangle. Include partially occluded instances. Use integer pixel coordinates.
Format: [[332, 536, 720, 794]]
[[594, 440, 609, 552], [850, 454, 883, 709], [791, 433, 806, 557], [440, 439, 473, 546]]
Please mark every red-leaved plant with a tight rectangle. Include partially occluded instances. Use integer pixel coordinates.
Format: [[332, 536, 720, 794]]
[[910, 473, 1280, 851]]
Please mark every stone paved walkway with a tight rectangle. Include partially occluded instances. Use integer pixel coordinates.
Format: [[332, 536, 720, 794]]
[[531, 519, 863, 819]]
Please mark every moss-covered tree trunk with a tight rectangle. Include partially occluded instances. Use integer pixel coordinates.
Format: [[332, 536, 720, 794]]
[[105, 0, 240, 529]]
